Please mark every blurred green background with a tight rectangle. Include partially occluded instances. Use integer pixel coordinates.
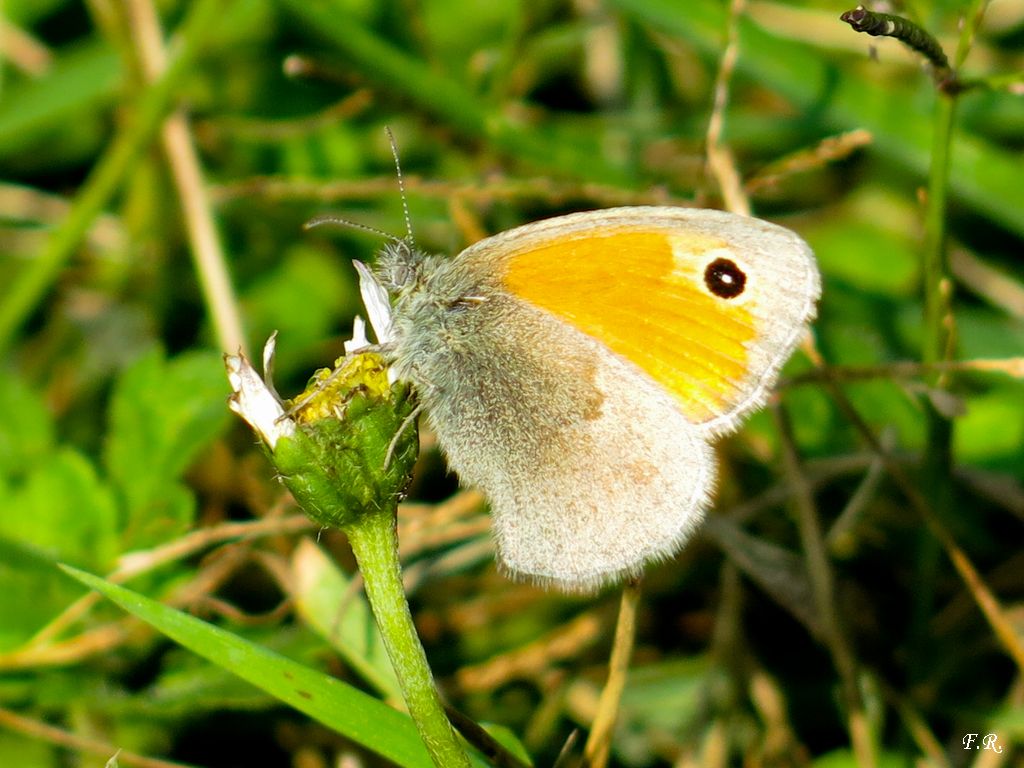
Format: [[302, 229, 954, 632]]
[[0, 0, 1022, 766]]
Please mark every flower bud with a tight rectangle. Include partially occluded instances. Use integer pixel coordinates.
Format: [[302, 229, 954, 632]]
[[227, 338, 419, 531]]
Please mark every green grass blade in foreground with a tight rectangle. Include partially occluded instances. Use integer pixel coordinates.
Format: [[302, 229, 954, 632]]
[[60, 565, 436, 768]]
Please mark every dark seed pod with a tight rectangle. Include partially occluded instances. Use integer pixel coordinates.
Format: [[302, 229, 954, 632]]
[[840, 5, 950, 73]]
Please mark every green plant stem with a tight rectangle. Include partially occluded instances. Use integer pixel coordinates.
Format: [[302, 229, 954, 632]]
[[345, 509, 471, 768], [0, 0, 225, 356], [909, 0, 988, 699], [922, 94, 956, 370], [912, 70, 959, 698]]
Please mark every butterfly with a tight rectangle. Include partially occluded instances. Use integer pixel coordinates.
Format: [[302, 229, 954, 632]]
[[352, 206, 820, 592]]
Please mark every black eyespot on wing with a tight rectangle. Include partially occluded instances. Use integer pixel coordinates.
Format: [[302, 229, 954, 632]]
[[704, 258, 746, 299]]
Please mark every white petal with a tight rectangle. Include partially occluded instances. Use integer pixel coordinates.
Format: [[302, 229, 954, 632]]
[[344, 315, 371, 354], [262, 331, 282, 401], [354, 259, 394, 344], [225, 344, 295, 449]]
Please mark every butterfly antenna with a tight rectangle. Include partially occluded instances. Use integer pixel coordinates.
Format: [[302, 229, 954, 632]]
[[304, 215, 394, 241], [305, 129, 415, 251], [385, 126, 415, 245]]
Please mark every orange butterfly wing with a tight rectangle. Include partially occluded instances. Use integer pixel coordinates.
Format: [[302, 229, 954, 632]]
[[500, 226, 757, 424]]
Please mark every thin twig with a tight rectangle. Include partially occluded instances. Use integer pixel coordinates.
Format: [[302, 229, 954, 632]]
[[0, 707, 200, 768], [705, 0, 750, 216], [0, 623, 132, 670], [24, 514, 312, 649], [456, 610, 605, 694], [199, 90, 373, 140], [826, 428, 893, 553], [745, 129, 873, 194], [953, 0, 990, 70], [581, 579, 642, 768], [213, 173, 687, 209]]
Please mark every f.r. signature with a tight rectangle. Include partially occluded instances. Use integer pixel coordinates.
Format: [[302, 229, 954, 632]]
[[963, 733, 1003, 753]]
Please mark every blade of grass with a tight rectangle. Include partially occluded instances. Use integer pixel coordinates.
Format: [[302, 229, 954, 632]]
[[0, 41, 120, 159], [59, 564, 440, 768]]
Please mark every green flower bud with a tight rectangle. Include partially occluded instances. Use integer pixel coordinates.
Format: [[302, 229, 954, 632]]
[[227, 340, 419, 532]]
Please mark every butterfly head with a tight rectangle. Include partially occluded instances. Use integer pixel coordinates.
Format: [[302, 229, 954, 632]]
[[375, 237, 427, 294]]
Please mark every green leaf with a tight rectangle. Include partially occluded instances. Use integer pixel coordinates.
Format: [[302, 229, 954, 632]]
[[478, 722, 534, 767], [0, 443, 119, 648], [0, 448, 118, 569], [60, 565, 439, 768], [0, 41, 120, 163], [104, 349, 230, 547], [4, 0, 67, 26], [803, 218, 918, 298], [955, 383, 1024, 465], [955, 310, 1024, 360], [0, 370, 55, 478], [619, 657, 707, 733]]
